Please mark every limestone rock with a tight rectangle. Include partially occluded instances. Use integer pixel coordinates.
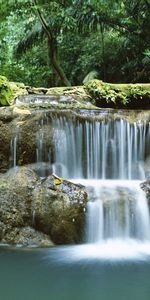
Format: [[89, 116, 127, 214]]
[[0, 76, 14, 106], [0, 166, 87, 246], [0, 167, 39, 228], [32, 176, 88, 244], [85, 80, 150, 109], [141, 179, 150, 204], [2, 227, 53, 247]]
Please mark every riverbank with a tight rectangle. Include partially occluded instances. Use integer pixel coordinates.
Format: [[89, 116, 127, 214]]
[[0, 75, 150, 109]]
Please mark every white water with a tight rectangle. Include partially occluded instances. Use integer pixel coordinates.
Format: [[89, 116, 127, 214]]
[[61, 241, 150, 261], [11, 124, 20, 168], [10, 114, 150, 257], [67, 178, 150, 261], [52, 117, 150, 179], [51, 115, 150, 258], [72, 179, 150, 243]]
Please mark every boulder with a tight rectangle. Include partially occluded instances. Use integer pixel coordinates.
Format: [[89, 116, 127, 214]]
[[141, 179, 150, 204], [0, 76, 14, 106], [1, 106, 150, 176], [0, 167, 87, 246], [0, 167, 39, 230], [33, 176, 87, 244], [85, 80, 150, 109], [3, 226, 53, 247], [0, 108, 54, 172]]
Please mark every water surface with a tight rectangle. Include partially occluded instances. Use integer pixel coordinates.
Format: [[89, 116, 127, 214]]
[[1, 244, 150, 300]]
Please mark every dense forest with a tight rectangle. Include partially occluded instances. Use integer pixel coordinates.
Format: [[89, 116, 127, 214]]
[[0, 0, 150, 87]]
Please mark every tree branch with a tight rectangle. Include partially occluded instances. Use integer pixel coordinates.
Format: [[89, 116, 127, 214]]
[[32, 0, 53, 41], [32, 0, 71, 86]]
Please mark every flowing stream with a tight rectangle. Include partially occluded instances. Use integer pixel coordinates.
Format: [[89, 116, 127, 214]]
[[4, 111, 150, 299], [10, 114, 150, 248], [50, 115, 150, 250], [52, 117, 150, 179], [85, 180, 150, 242]]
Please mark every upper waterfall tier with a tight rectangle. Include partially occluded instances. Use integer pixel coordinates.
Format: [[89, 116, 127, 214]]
[[10, 112, 150, 180], [51, 116, 150, 180]]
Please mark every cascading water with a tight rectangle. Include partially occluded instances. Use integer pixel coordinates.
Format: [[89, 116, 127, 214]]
[[50, 115, 150, 246], [52, 117, 150, 180], [10, 112, 150, 251], [10, 124, 20, 168], [84, 180, 150, 242]]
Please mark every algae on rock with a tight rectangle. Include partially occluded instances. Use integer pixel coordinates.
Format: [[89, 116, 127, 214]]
[[0, 76, 14, 106], [1, 74, 150, 110], [85, 80, 150, 109], [0, 166, 87, 246]]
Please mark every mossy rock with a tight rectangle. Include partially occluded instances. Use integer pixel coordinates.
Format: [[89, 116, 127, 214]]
[[85, 80, 150, 109], [0, 76, 14, 106]]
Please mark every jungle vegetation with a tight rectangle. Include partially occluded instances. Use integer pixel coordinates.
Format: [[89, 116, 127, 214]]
[[0, 0, 150, 87]]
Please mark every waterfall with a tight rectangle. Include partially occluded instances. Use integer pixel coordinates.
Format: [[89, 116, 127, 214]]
[[50, 115, 150, 243], [10, 112, 150, 244], [83, 180, 150, 242], [10, 124, 20, 168], [52, 117, 150, 180]]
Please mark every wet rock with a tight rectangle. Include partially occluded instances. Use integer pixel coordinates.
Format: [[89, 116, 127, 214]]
[[32, 176, 88, 244], [1, 102, 150, 174], [2, 227, 53, 247], [0, 75, 14, 106], [0, 221, 6, 240], [85, 80, 150, 109], [0, 115, 13, 172], [0, 167, 39, 228], [0, 167, 40, 245], [141, 179, 150, 204], [0, 166, 87, 246], [0, 109, 54, 172]]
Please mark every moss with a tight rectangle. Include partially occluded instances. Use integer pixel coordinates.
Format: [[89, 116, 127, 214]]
[[0, 76, 14, 106], [2, 75, 150, 109], [0, 181, 7, 189], [24, 102, 96, 110], [9, 81, 28, 98], [85, 80, 150, 109]]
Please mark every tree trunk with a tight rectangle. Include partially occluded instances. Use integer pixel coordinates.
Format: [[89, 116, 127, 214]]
[[33, 0, 71, 87], [47, 37, 71, 87], [100, 24, 106, 81], [47, 39, 58, 87]]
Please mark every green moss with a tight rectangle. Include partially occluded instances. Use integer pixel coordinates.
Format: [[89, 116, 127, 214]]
[[15, 102, 97, 110], [0, 180, 7, 189], [0, 76, 14, 106], [85, 80, 150, 109]]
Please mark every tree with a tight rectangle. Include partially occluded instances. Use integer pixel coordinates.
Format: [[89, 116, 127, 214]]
[[32, 0, 71, 86], [0, 0, 149, 86]]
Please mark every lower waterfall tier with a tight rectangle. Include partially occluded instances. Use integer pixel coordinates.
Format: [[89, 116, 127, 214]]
[[73, 179, 150, 242]]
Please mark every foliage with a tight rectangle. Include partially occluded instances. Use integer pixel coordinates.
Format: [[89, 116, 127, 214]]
[[85, 79, 150, 108], [0, 76, 14, 106], [0, 0, 149, 87]]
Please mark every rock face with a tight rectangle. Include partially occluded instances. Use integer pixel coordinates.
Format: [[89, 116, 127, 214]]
[[0, 167, 87, 246], [85, 80, 150, 109], [141, 179, 150, 205], [1, 105, 150, 174], [0, 107, 54, 173], [1, 85, 150, 247], [1, 75, 150, 110], [0, 119, 12, 172], [0, 75, 14, 106], [33, 176, 87, 244], [0, 75, 93, 108]]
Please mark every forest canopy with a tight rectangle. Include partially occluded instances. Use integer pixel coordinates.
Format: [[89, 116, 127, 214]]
[[0, 0, 150, 87]]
